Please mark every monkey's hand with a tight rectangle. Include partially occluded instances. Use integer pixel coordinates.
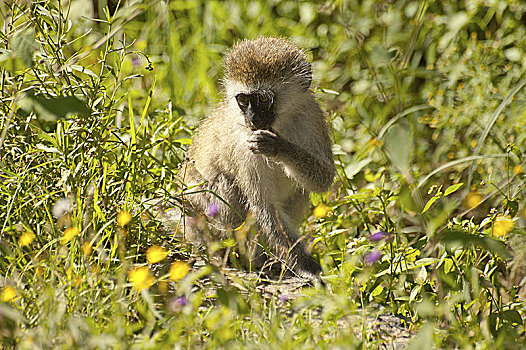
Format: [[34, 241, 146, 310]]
[[247, 130, 287, 157], [248, 130, 334, 193]]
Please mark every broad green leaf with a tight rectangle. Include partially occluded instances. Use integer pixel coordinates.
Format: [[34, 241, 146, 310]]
[[369, 45, 397, 66], [502, 310, 523, 325], [344, 158, 371, 179], [441, 229, 512, 260], [11, 27, 35, 68], [0, 52, 29, 73], [398, 182, 420, 212], [444, 183, 463, 196], [504, 199, 519, 217], [19, 94, 91, 121], [383, 120, 412, 177], [415, 266, 428, 284], [370, 284, 383, 298], [174, 138, 193, 145], [443, 258, 453, 274], [344, 193, 370, 201], [409, 285, 421, 303], [422, 195, 439, 213]]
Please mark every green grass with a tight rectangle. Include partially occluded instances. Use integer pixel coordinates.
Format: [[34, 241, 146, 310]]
[[1, 0, 526, 348]]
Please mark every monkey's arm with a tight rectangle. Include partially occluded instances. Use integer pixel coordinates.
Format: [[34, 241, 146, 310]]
[[248, 130, 335, 193]]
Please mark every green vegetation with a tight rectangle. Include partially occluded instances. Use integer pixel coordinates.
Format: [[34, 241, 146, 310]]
[[1, 0, 526, 348]]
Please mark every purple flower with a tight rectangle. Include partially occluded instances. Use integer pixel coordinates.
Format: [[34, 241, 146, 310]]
[[168, 295, 187, 312], [368, 231, 389, 242], [175, 295, 187, 307], [131, 55, 141, 67], [279, 294, 289, 302], [208, 202, 219, 217], [364, 250, 382, 265]]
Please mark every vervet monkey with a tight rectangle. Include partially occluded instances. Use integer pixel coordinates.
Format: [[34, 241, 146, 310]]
[[180, 37, 335, 279]]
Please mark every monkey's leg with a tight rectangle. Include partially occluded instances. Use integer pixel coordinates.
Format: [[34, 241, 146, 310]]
[[253, 205, 321, 279]]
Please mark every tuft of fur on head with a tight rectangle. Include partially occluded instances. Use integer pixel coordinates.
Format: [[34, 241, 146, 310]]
[[224, 37, 312, 90]]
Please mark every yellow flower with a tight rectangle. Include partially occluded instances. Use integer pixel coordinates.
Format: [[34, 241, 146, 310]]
[[513, 165, 524, 174], [368, 138, 383, 147], [169, 261, 190, 282], [146, 245, 169, 264], [19, 232, 35, 247], [1, 286, 16, 302], [493, 215, 514, 237], [117, 210, 132, 227], [465, 192, 483, 209], [82, 242, 93, 255], [128, 266, 155, 291], [60, 227, 80, 245], [313, 204, 329, 218]]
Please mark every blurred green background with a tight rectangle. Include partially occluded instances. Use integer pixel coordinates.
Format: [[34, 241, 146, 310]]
[[1, 0, 525, 348]]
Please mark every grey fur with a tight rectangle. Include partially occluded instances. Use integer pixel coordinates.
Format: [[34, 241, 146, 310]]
[[178, 37, 335, 279]]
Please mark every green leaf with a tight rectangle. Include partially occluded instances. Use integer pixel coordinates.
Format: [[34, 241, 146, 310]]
[[504, 199, 519, 217], [0, 52, 24, 72], [444, 183, 463, 196], [501, 310, 523, 325], [11, 27, 36, 68], [369, 45, 397, 66], [440, 229, 512, 260], [422, 195, 439, 213], [174, 138, 193, 145], [344, 158, 371, 179], [370, 284, 383, 298], [415, 266, 428, 284], [19, 94, 91, 121], [344, 193, 370, 201], [383, 120, 412, 177], [443, 258, 453, 274], [398, 182, 420, 212], [409, 285, 421, 303]]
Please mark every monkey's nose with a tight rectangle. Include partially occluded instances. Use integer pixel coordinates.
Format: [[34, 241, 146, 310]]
[[248, 113, 273, 131]]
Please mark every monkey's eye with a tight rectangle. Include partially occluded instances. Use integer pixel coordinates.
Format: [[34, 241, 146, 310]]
[[259, 94, 270, 104], [236, 94, 250, 106]]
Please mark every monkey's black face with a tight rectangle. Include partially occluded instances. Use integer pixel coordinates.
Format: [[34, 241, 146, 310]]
[[235, 90, 275, 130]]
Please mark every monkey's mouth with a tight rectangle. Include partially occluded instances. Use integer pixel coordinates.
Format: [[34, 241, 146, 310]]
[[245, 112, 275, 131], [247, 123, 271, 131]]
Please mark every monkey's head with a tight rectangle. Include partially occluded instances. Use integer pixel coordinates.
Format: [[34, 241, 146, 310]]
[[224, 37, 312, 131]]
